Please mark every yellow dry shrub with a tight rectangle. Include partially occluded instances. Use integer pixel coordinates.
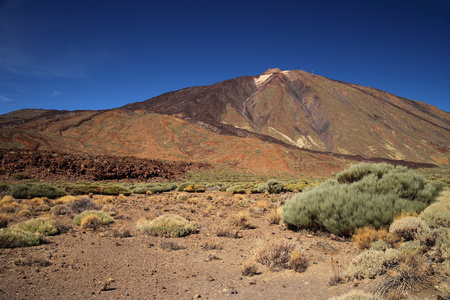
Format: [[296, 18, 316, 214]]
[[80, 214, 101, 229], [267, 207, 282, 225], [0, 196, 20, 212], [229, 211, 254, 229], [53, 195, 77, 205], [255, 200, 269, 211], [0, 195, 15, 204], [17, 209, 32, 217], [95, 196, 114, 205], [203, 204, 213, 216], [116, 194, 127, 203], [352, 227, 388, 250], [30, 197, 49, 206], [0, 213, 8, 228], [393, 211, 419, 222], [290, 248, 309, 272]]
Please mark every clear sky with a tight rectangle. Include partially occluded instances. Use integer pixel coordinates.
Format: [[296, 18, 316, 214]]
[[0, 0, 449, 115]]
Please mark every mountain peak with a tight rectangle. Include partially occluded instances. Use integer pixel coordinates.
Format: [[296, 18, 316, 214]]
[[261, 68, 282, 75]]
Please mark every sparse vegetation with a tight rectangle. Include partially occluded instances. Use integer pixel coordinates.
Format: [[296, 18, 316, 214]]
[[215, 226, 240, 238], [329, 290, 381, 300], [137, 214, 197, 237], [158, 239, 185, 251], [255, 240, 308, 272]]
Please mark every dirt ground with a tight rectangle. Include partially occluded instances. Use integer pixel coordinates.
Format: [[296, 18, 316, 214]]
[[0, 191, 447, 299]]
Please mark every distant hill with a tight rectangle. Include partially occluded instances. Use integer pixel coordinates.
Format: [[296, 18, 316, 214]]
[[0, 69, 447, 177]]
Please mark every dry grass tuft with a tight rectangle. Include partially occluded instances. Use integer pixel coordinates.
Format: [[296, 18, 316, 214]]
[[352, 226, 388, 250], [328, 260, 345, 286], [267, 206, 283, 225], [290, 248, 309, 272], [0, 213, 7, 228], [14, 257, 51, 267], [374, 253, 430, 299], [73, 210, 114, 228], [228, 211, 255, 229], [241, 260, 258, 276], [112, 227, 132, 238], [255, 240, 308, 272], [80, 214, 102, 229], [137, 214, 197, 237], [216, 226, 240, 238], [95, 196, 114, 205], [158, 239, 185, 251], [0, 196, 20, 212]]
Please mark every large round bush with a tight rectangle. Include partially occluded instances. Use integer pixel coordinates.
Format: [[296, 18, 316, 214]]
[[282, 163, 444, 236]]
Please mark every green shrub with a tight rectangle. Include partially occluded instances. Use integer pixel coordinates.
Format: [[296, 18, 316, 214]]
[[370, 240, 389, 251], [69, 197, 97, 213], [65, 184, 131, 196], [226, 184, 258, 194], [420, 195, 450, 228], [137, 214, 197, 237], [0, 228, 43, 248], [73, 210, 114, 226], [12, 218, 59, 236], [184, 185, 205, 193], [336, 163, 395, 184], [257, 180, 285, 194], [389, 217, 430, 241], [132, 183, 177, 194], [99, 185, 131, 196], [347, 249, 401, 279], [9, 183, 66, 199], [65, 183, 101, 195], [176, 194, 189, 201], [176, 182, 192, 192], [282, 163, 444, 236], [397, 240, 427, 255]]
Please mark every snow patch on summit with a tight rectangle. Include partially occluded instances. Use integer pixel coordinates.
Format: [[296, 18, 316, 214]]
[[255, 74, 273, 86]]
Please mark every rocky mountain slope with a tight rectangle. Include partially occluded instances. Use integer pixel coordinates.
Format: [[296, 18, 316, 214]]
[[123, 68, 450, 165], [0, 69, 448, 177]]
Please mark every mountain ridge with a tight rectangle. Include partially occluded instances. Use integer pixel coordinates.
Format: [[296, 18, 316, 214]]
[[0, 68, 448, 177]]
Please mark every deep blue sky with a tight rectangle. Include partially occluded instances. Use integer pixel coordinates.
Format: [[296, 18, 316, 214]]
[[0, 0, 449, 115]]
